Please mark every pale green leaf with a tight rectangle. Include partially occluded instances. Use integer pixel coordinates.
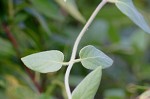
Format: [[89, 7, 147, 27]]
[[21, 50, 64, 73], [79, 45, 113, 70], [108, 0, 150, 33], [139, 90, 150, 99], [55, 0, 86, 23], [72, 66, 102, 99]]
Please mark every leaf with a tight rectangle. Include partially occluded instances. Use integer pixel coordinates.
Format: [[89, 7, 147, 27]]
[[139, 90, 150, 99], [55, 0, 86, 23], [14, 13, 28, 24], [108, 0, 150, 33], [5, 75, 38, 99], [79, 45, 113, 70], [27, 8, 51, 35], [30, 0, 64, 21], [39, 93, 55, 99], [0, 37, 15, 57], [72, 66, 102, 99], [21, 50, 64, 73]]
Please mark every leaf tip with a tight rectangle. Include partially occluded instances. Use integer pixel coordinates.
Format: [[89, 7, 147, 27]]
[[21, 57, 24, 61], [21, 57, 26, 64]]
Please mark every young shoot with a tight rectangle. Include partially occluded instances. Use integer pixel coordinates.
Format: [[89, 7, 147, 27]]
[[21, 0, 150, 99]]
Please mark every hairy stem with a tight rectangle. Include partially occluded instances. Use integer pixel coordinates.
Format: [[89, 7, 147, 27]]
[[64, 0, 107, 98], [62, 59, 82, 66]]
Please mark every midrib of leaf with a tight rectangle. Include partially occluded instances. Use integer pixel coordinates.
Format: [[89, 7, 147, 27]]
[[116, 1, 130, 7], [28, 60, 64, 68], [80, 56, 106, 61], [116, 1, 137, 15], [114, 0, 136, 15]]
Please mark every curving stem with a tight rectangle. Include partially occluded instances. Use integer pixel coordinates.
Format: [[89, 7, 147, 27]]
[[64, 0, 108, 99]]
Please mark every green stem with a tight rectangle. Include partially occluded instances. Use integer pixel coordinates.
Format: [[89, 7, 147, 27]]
[[8, 0, 14, 20], [64, 0, 108, 99]]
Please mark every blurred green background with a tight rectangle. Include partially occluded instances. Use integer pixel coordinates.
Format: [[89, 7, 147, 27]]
[[0, 0, 150, 99]]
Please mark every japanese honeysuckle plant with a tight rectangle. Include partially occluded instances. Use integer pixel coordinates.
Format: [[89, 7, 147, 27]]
[[21, 0, 150, 99]]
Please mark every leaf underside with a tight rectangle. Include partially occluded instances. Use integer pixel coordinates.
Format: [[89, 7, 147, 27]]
[[139, 90, 150, 99], [79, 45, 113, 70], [21, 50, 64, 73], [72, 66, 102, 99], [114, 0, 150, 33]]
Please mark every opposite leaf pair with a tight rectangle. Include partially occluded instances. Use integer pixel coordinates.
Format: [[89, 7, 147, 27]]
[[21, 45, 113, 99], [21, 45, 113, 73]]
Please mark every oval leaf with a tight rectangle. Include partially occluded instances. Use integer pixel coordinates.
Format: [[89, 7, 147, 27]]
[[79, 45, 113, 70], [72, 66, 102, 99], [108, 0, 150, 33], [21, 50, 64, 73]]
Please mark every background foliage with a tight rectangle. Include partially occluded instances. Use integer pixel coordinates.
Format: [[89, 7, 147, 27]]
[[0, 0, 150, 99]]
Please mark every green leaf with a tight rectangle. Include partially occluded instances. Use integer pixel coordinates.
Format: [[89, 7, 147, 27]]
[[28, 8, 51, 35], [30, 0, 64, 20], [72, 66, 102, 99], [55, 0, 86, 23], [0, 38, 15, 57], [79, 45, 113, 70], [108, 0, 150, 33], [6, 86, 38, 99], [39, 93, 55, 99], [21, 50, 64, 73]]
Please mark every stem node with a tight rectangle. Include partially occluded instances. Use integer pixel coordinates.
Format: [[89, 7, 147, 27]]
[[64, 0, 107, 99]]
